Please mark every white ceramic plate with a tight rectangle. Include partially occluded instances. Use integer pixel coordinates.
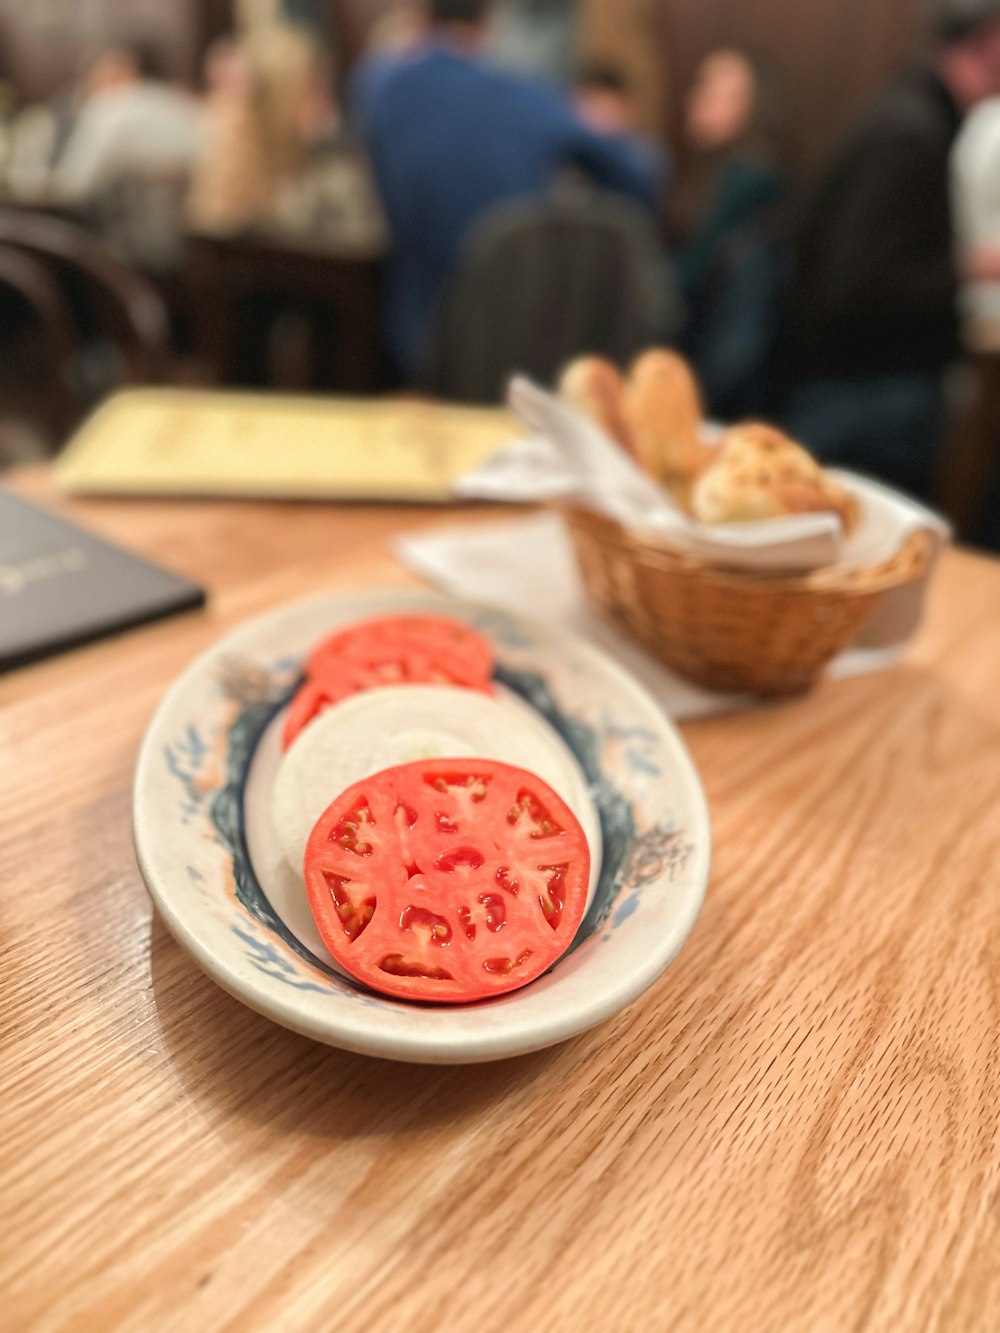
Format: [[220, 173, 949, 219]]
[[133, 590, 710, 1063]]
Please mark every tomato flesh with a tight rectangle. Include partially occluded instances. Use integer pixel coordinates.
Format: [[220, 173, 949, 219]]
[[283, 614, 495, 749], [307, 614, 493, 688], [303, 759, 591, 1002]]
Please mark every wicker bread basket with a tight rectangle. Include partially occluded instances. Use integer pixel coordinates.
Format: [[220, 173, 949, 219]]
[[563, 504, 937, 695]]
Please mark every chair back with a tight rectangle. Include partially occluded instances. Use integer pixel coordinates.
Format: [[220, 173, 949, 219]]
[[418, 189, 677, 403], [0, 209, 171, 386], [0, 244, 79, 459]]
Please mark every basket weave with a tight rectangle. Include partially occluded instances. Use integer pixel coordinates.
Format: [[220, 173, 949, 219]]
[[563, 505, 937, 695]]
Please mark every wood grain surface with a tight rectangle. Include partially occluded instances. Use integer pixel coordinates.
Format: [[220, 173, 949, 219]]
[[3, 471, 1000, 1333]]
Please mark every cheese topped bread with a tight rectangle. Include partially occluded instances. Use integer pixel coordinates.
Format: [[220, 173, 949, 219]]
[[690, 422, 859, 532]]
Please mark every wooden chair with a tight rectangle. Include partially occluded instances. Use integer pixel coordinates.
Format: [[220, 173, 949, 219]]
[[416, 188, 679, 403], [0, 244, 79, 462], [0, 208, 172, 387]]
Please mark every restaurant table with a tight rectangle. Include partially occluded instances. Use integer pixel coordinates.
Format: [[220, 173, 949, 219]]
[[4, 469, 1000, 1333]]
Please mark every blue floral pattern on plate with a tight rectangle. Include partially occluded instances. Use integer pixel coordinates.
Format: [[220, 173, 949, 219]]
[[165, 656, 692, 992], [136, 590, 709, 1061]]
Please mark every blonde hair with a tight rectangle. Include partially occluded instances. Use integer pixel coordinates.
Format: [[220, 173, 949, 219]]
[[243, 23, 327, 183], [188, 22, 331, 232], [234, 0, 281, 34]]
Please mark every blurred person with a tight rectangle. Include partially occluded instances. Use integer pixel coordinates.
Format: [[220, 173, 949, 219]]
[[2, 105, 62, 196], [489, 0, 577, 85], [779, 0, 1000, 498], [283, 0, 335, 45], [187, 25, 385, 252], [185, 39, 268, 232], [574, 62, 640, 133], [953, 93, 1000, 339], [574, 62, 665, 184], [672, 49, 788, 418], [366, 4, 425, 54], [3, 46, 159, 197], [237, 0, 284, 30], [577, 0, 666, 140], [950, 95, 1000, 546], [674, 51, 785, 304], [82, 47, 146, 98], [570, 62, 666, 161], [52, 43, 201, 205], [351, 0, 665, 379]]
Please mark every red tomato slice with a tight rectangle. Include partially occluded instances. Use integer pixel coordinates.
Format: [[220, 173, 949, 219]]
[[281, 678, 331, 750], [283, 613, 496, 749], [306, 614, 493, 689], [303, 758, 591, 1003], [281, 659, 493, 749]]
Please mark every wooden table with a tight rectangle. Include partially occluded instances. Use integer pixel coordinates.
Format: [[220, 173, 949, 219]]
[[4, 472, 1000, 1332]]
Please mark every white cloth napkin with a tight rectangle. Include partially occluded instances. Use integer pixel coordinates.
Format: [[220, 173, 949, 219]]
[[395, 509, 945, 721], [455, 377, 948, 575]]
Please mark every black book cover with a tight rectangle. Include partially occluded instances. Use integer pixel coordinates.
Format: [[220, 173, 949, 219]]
[[0, 490, 206, 672]]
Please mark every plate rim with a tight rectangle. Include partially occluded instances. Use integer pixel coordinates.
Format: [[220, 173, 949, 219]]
[[133, 588, 711, 1063]]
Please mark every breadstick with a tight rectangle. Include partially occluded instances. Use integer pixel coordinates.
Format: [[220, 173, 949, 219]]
[[558, 357, 634, 456], [622, 349, 715, 504]]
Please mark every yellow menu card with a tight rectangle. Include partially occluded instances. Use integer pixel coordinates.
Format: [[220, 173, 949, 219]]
[[55, 388, 518, 502]]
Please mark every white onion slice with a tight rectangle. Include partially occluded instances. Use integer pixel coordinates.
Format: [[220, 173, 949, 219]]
[[270, 684, 601, 896]]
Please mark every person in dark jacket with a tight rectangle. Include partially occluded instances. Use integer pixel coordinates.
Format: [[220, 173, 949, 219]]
[[779, 1, 1000, 497], [673, 49, 788, 418], [351, 0, 664, 379]]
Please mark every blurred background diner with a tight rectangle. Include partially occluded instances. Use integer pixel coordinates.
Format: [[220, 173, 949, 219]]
[[1, 0, 1000, 546]]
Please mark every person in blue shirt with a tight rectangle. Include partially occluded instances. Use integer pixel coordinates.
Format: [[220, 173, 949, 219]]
[[351, 0, 665, 379]]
